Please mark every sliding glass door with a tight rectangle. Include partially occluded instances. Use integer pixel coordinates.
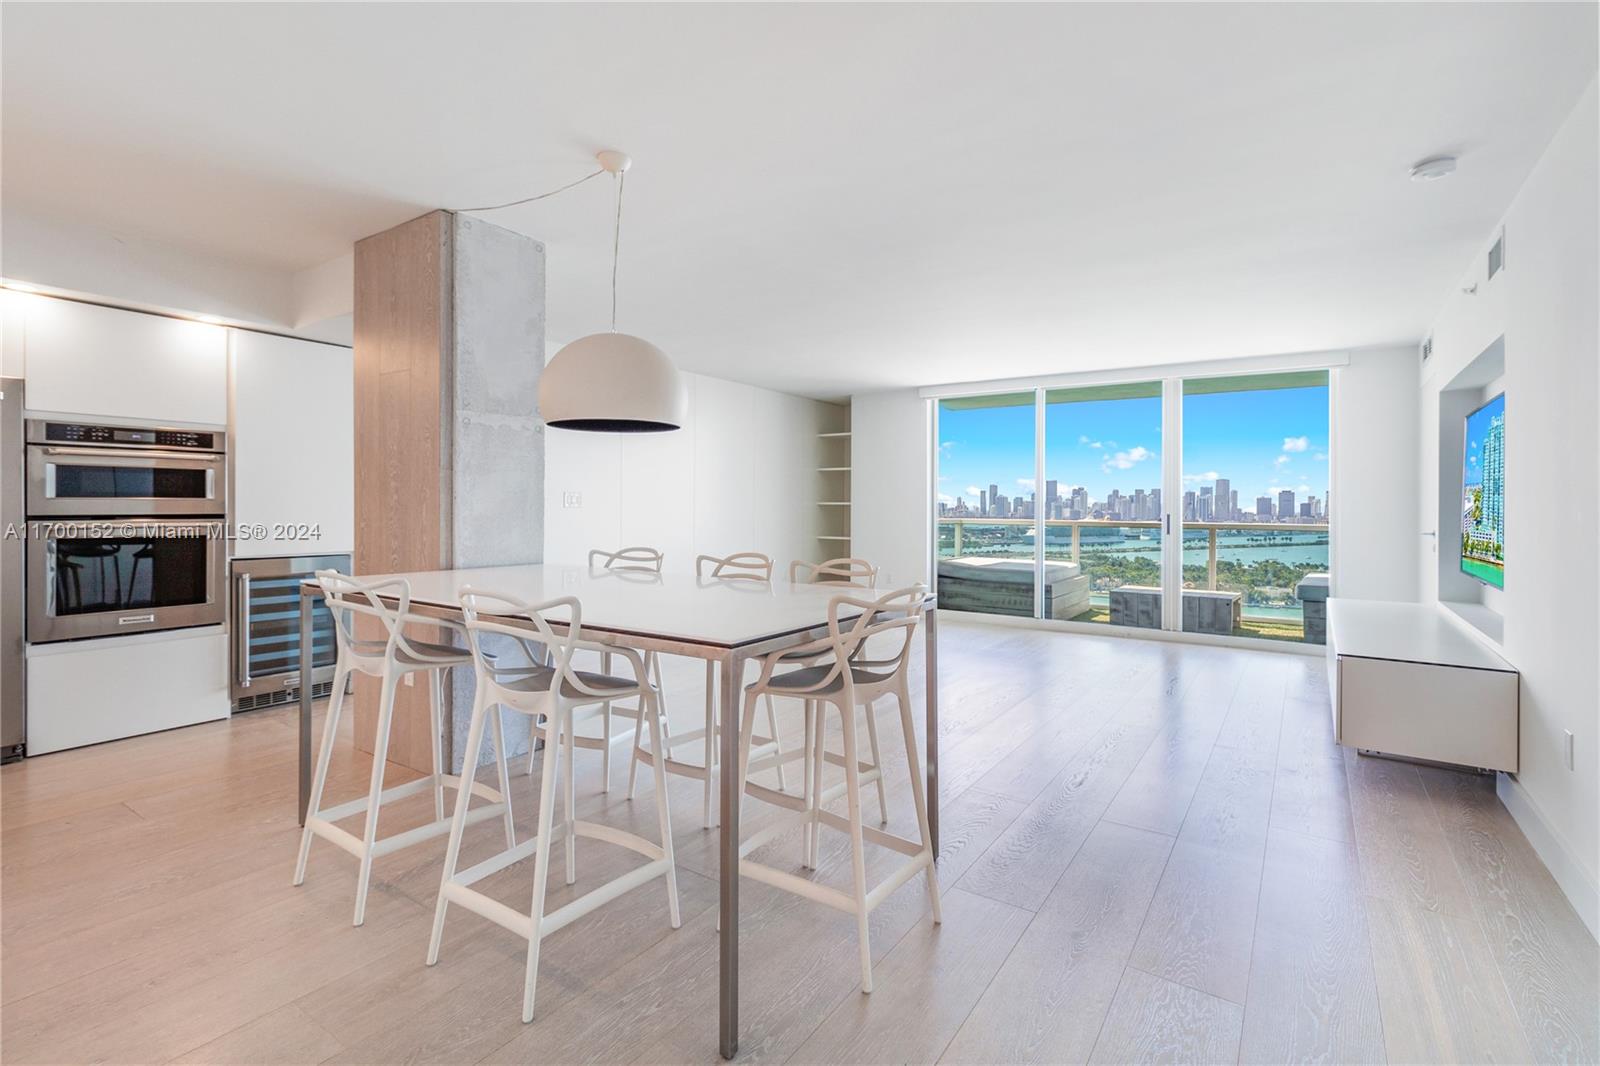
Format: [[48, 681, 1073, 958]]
[[1042, 384, 1164, 626], [1180, 372, 1330, 641], [931, 368, 1332, 645]]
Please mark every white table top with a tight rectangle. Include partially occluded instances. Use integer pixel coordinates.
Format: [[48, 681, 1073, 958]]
[[306, 563, 920, 650], [1327, 598, 1515, 673]]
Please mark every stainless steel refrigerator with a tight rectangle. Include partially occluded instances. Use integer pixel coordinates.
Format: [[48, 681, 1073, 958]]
[[1, 377, 25, 759]]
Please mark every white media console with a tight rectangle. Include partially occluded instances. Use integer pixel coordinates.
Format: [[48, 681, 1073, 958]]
[[1327, 598, 1518, 772]]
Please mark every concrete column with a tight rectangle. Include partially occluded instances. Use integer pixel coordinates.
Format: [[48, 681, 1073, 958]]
[[352, 210, 544, 773]]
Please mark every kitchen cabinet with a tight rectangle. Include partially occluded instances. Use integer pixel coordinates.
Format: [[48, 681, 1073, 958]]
[[21, 296, 227, 425], [230, 330, 354, 556], [26, 626, 229, 754]]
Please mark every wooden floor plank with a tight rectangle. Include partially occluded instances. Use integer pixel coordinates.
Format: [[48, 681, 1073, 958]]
[[1365, 894, 1536, 1064], [1238, 828, 1385, 1064], [1419, 766, 1600, 1064], [786, 888, 1033, 1065], [1345, 751, 1477, 920], [940, 820, 1173, 1064], [1087, 966, 1244, 1065]]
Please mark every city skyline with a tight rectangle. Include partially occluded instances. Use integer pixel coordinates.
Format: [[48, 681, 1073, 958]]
[[937, 384, 1329, 514]]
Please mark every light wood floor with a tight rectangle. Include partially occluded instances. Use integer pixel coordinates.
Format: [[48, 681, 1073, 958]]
[[3, 618, 1595, 1064]]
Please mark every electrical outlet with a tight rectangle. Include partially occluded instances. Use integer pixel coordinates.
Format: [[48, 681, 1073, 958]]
[[562, 491, 582, 509], [1564, 730, 1575, 771]]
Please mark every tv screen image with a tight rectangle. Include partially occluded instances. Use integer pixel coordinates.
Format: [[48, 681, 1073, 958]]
[[1461, 392, 1505, 589]]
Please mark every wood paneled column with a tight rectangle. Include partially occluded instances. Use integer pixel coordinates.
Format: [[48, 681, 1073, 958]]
[[352, 210, 545, 771]]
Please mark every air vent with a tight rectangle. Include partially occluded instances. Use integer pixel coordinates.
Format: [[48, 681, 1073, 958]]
[[1488, 232, 1505, 279], [1421, 335, 1433, 363], [235, 680, 333, 713]]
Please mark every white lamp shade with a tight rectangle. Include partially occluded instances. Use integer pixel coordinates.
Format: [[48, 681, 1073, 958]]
[[538, 332, 686, 432]]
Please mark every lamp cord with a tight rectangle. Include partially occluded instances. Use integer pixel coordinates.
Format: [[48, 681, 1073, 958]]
[[452, 168, 604, 213], [611, 171, 624, 332], [453, 163, 626, 333]]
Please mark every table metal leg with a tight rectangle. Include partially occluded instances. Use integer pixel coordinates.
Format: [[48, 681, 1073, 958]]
[[717, 652, 743, 1059], [298, 587, 314, 826], [924, 606, 939, 857]]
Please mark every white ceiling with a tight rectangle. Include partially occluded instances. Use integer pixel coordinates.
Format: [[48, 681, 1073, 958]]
[[4, 3, 1595, 398]]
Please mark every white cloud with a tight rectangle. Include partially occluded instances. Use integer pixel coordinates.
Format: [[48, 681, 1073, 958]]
[[1298, 483, 1312, 493], [1282, 436, 1310, 453], [966, 485, 981, 496], [1102, 445, 1153, 472], [1275, 454, 1292, 467], [1313, 453, 1327, 462], [938, 493, 956, 506], [1182, 471, 1221, 483], [1016, 477, 1035, 489], [1078, 435, 1090, 444]]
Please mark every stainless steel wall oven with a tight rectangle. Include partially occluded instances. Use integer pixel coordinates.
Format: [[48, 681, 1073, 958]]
[[24, 419, 227, 643]]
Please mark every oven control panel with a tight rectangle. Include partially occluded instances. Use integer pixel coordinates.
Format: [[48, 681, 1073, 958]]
[[29, 420, 219, 451]]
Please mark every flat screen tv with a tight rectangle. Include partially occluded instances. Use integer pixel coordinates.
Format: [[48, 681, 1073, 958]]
[[1461, 392, 1505, 589]]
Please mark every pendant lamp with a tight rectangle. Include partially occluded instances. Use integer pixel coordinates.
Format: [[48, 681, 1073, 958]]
[[459, 150, 685, 432]]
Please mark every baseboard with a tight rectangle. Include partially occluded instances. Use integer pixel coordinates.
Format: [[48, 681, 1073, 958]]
[[1497, 771, 1599, 938], [939, 609, 1322, 656]]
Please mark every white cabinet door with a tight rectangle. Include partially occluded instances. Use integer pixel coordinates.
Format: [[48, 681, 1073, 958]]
[[231, 330, 354, 555], [26, 627, 229, 754], [23, 296, 227, 425]]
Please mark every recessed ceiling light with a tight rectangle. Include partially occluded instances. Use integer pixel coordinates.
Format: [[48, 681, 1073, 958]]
[[1410, 156, 1458, 182]]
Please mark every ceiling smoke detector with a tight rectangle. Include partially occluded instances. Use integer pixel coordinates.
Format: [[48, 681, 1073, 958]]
[[1409, 156, 1458, 182]]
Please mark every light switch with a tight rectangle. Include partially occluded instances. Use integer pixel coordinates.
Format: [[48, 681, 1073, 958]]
[[563, 492, 582, 509]]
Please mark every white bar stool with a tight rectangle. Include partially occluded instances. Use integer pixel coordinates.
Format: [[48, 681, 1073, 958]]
[[789, 557, 887, 828], [733, 585, 940, 994], [529, 546, 672, 792], [293, 571, 515, 926], [429, 587, 680, 1023], [625, 552, 788, 827]]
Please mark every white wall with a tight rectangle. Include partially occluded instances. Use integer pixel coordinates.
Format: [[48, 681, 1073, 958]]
[[544, 372, 840, 572], [1419, 79, 1599, 931], [850, 389, 931, 589], [1333, 346, 1421, 602]]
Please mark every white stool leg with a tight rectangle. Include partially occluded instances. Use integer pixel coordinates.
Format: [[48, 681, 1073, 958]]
[[862, 698, 888, 824], [489, 702, 517, 849], [293, 659, 349, 886], [764, 694, 787, 791], [801, 699, 815, 868], [626, 717, 643, 801], [428, 669, 446, 823], [839, 694, 873, 993], [600, 651, 613, 793], [644, 690, 681, 928], [427, 685, 492, 965], [524, 707, 564, 1023], [353, 668, 399, 927], [897, 682, 942, 924], [809, 702, 826, 869], [703, 661, 717, 829], [562, 711, 577, 885]]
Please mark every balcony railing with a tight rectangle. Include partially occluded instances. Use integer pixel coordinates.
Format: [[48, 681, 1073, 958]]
[[935, 517, 1330, 642]]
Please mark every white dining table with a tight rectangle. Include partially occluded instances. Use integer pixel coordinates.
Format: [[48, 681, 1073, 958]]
[[293, 562, 940, 1059]]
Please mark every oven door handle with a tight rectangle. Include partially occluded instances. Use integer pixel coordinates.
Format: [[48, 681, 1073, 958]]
[[41, 446, 223, 463], [235, 573, 253, 689]]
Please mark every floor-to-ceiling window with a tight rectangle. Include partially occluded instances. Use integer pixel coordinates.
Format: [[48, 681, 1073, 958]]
[[935, 392, 1038, 618], [1179, 371, 1330, 641], [931, 368, 1331, 644]]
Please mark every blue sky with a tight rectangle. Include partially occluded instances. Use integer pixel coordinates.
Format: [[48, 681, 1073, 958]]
[[1462, 393, 1503, 491], [937, 385, 1329, 507]]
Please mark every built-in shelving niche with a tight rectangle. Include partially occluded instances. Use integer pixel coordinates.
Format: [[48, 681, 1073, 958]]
[[816, 406, 852, 555]]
